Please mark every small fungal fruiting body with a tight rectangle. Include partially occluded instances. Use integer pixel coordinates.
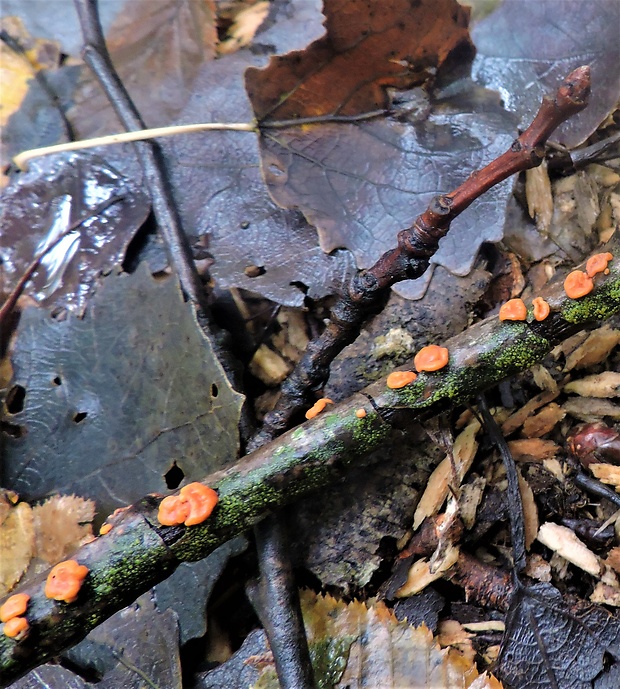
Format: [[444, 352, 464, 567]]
[[532, 297, 550, 321], [305, 398, 334, 420], [386, 370, 417, 389], [586, 252, 613, 277], [0, 593, 29, 622], [2, 616, 29, 640], [355, 408, 367, 418], [45, 560, 90, 603], [564, 270, 594, 299], [157, 482, 219, 527], [499, 298, 527, 322], [99, 523, 112, 535], [414, 345, 449, 372]]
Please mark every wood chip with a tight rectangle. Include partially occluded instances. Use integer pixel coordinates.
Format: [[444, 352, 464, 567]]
[[564, 325, 620, 372], [564, 371, 620, 398], [521, 402, 565, 438], [461, 620, 506, 633], [537, 522, 601, 576], [590, 462, 620, 492], [412, 419, 480, 530], [501, 390, 559, 435], [590, 581, 620, 607], [526, 160, 553, 233], [524, 553, 552, 582], [562, 397, 620, 423], [395, 547, 460, 597], [605, 547, 620, 575], [507, 438, 560, 462], [531, 364, 559, 393], [459, 477, 486, 530], [518, 472, 539, 550], [249, 344, 292, 385]]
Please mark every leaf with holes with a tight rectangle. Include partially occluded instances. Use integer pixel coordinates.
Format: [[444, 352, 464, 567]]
[[1, 265, 244, 516], [471, 0, 620, 148]]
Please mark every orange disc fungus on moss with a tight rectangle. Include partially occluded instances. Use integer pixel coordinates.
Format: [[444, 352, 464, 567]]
[[586, 252, 613, 277], [158, 494, 191, 526], [99, 523, 112, 536], [564, 270, 594, 299], [44, 559, 90, 603], [386, 370, 417, 389], [414, 345, 450, 372], [3, 616, 29, 640], [499, 298, 527, 322], [305, 398, 334, 420], [178, 482, 219, 526], [532, 297, 550, 321], [355, 408, 367, 418], [0, 593, 30, 622]]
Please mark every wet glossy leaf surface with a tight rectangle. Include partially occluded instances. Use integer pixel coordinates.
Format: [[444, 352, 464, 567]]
[[2, 265, 243, 516], [471, 0, 620, 148], [0, 152, 150, 314]]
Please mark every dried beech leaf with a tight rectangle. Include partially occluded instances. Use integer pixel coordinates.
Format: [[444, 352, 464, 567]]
[[521, 403, 565, 439], [501, 390, 560, 436], [413, 419, 481, 530], [32, 494, 95, 565], [537, 522, 601, 576], [499, 583, 620, 689], [251, 589, 501, 688], [565, 372, 620, 399], [0, 500, 34, 597], [472, 0, 620, 148], [2, 266, 244, 515], [525, 161, 553, 233], [71, 0, 217, 137]]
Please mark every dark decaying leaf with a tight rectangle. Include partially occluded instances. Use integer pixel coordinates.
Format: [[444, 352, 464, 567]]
[[154, 536, 247, 645], [471, 0, 620, 148], [62, 592, 182, 689], [245, 0, 516, 298], [245, 0, 472, 121], [71, 0, 217, 137], [499, 583, 620, 689], [2, 265, 244, 516], [163, 0, 356, 306], [0, 152, 150, 314]]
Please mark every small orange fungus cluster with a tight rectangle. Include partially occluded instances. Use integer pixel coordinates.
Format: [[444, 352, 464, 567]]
[[386, 370, 417, 389], [586, 252, 613, 277], [45, 559, 90, 603], [499, 298, 527, 322], [1, 593, 30, 639], [355, 408, 367, 418], [532, 297, 550, 321], [305, 398, 333, 420], [564, 270, 594, 299], [157, 482, 219, 527], [99, 523, 112, 535], [414, 345, 450, 372]]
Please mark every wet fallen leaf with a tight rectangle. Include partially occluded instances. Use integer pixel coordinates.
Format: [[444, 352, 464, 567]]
[[2, 266, 244, 515], [0, 499, 34, 597], [499, 583, 620, 689], [471, 0, 620, 148]]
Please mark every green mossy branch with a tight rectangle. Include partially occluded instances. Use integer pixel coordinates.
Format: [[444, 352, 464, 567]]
[[1, 244, 620, 685]]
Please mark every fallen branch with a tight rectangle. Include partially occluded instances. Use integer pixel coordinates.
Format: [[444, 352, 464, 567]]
[[1, 241, 619, 684]]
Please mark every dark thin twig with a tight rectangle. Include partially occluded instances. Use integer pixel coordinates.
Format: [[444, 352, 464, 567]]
[[476, 395, 526, 573], [73, 0, 208, 313], [574, 471, 620, 509], [0, 194, 124, 328], [249, 66, 591, 451], [247, 518, 316, 689]]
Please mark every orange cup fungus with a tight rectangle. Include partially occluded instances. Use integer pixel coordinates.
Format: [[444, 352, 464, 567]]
[[157, 482, 219, 527], [99, 523, 113, 536], [355, 408, 367, 418], [0, 593, 30, 623], [386, 370, 417, 389], [564, 270, 594, 299], [414, 345, 450, 372], [3, 616, 29, 640], [45, 560, 90, 603], [305, 398, 333, 420], [499, 298, 527, 322], [532, 297, 550, 321], [586, 252, 613, 277]]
